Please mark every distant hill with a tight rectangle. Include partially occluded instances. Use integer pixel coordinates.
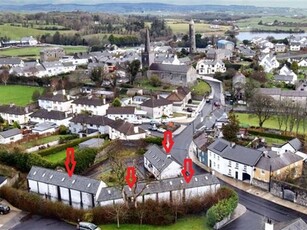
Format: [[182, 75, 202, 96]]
[[0, 3, 291, 14]]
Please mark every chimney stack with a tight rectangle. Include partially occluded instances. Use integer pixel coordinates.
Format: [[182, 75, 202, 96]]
[[134, 126, 139, 133], [230, 142, 236, 148], [265, 219, 274, 230]]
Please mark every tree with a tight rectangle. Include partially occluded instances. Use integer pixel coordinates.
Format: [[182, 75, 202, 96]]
[[32, 90, 41, 102], [244, 78, 260, 103], [149, 75, 162, 87], [90, 67, 106, 86], [0, 69, 10, 86], [13, 121, 21, 129], [221, 111, 240, 142], [291, 61, 299, 74], [127, 60, 141, 85], [112, 97, 122, 107], [0, 115, 4, 124], [248, 93, 276, 128], [242, 40, 249, 46]]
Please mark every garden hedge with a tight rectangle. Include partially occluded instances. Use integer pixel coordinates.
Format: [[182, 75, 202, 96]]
[[247, 129, 293, 141], [37, 136, 93, 157], [206, 187, 238, 227]]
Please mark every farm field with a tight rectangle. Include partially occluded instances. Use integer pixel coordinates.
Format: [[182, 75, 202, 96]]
[[20, 135, 65, 149], [0, 24, 74, 40], [236, 16, 307, 32], [100, 215, 211, 230], [0, 45, 88, 58], [0, 85, 44, 106], [235, 113, 306, 135]]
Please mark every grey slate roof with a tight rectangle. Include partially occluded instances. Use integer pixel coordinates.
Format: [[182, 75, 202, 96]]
[[97, 173, 219, 202], [208, 138, 263, 166], [274, 218, 307, 230], [41, 61, 64, 69], [144, 145, 177, 172], [0, 105, 32, 115], [256, 151, 303, 171], [33, 122, 58, 132], [141, 97, 172, 108], [0, 176, 7, 184], [70, 114, 113, 126], [107, 107, 135, 115], [274, 75, 295, 82], [0, 128, 21, 138], [72, 97, 106, 106], [108, 119, 145, 135], [79, 138, 104, 149], [0, 57, 22, 65], [149, 63, 191, 73], [30, 109, 71, 120], [27, 166, 101, 194], [39, 93, 70, 102], [287, 138, 302, 151]]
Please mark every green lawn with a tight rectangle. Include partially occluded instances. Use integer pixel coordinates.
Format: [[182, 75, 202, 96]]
[[21, 135, 65, 149], [100, 216, 211, 230], [44, 146, 79, 163], [0, 46, 88, 58], [0, 85, 44, 106], [236, 113, 306, 134], [135, 79, 176, 92], [192, 80, 211, 96], [236, 16, 307, 32], [0, 24, 74, 40]]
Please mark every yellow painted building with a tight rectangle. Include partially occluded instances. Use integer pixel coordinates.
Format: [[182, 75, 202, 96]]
[[254, 151, 304, 183]]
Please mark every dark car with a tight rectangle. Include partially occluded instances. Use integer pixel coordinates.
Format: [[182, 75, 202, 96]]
[[187, 107, 193, 112], [0, 203, 10, 214]]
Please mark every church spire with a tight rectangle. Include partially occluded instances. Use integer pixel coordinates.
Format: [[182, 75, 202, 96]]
[[145, 28, 150, 53]]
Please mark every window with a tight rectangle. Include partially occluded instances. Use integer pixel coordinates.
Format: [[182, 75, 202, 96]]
[[217, 164, 220, 169], [243, 165, 247, 172], [235, 163, 239, 169], [228, 160, 231, 167], [228, 169, 231, 175], [213, 154, 215, 159], [217, 156, 220, 160]]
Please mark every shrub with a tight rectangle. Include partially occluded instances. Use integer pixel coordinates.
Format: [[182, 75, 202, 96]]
[[206, 188, 238, 227], [74, 148, 98, 174], [59, 134, 79, 144], [247, 129, 293, 141], [58, 125, 69, 135], [144, 137, 163, 146]]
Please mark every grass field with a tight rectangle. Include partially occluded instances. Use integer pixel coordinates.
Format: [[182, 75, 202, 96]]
[[135, 79, 176, 92], [236, 16, 307, 32], [0, 46, 88, 58], [44, 146, 79, 163], [0, 24, 75, 40], [0, 85, 44, 106], [21, 135, 64, 149], [192, 80, 211, 96], [168, 23, 230, 34], [236, 113, 306, 134], [0, 24, 74, 40], [100, 216, 211, 230]]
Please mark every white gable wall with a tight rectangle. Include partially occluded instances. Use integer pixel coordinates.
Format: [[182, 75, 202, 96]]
[[160, 161, 182, 179]]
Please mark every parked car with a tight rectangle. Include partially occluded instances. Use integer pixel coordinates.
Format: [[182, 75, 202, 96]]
[[148, 124, 158, 131], [157, 128, 166, 133], [77, 222, 101, 230], [0, 203, 10, 215], [187, 107, 193, 112]]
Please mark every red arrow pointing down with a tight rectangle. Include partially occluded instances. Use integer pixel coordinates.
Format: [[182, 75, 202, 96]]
[[182, 158, 195, 184], [162, 130, 174, 153], [65, 148, 77, 177], [125, 167, 137, 188]]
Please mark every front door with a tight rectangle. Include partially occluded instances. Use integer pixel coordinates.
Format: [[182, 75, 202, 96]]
[[209, 160, 212, 168], [235, 171, 238, 179]]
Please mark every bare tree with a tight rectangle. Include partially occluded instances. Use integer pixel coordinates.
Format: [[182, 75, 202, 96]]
[[0, 69, 10, 86], [107, 202, 128, 228], [248, 93, 276, 128]]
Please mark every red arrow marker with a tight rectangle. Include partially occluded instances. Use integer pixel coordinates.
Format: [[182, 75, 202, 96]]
[[65, 148, 77, 177], [162, 130, 174, 154], [125, 167, 137, 188], [182, 158, 195, 184]]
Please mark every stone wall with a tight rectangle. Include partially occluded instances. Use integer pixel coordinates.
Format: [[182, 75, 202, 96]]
[[270, 179, 307, 207], [252, 179, 269, 191]]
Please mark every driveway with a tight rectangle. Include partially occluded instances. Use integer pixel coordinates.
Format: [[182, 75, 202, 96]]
[[0, 200, 27, 230], [13, 215, 75, 230]]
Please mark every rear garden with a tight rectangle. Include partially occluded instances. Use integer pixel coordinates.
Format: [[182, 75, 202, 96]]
[[0, 85, 44, 106]]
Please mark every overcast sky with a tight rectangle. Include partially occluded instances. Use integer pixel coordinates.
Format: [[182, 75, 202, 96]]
[[2, 0, 307, 8]]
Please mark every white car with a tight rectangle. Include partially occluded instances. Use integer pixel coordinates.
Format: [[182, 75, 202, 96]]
[[157, 128, 166, 133]]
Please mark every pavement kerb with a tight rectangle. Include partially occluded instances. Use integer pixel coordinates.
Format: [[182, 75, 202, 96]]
[[188, 142, 307, 216]]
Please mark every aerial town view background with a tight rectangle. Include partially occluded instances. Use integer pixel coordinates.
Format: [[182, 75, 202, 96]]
[[0, 1, 307, 229]]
